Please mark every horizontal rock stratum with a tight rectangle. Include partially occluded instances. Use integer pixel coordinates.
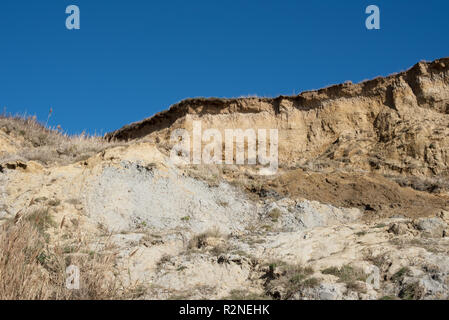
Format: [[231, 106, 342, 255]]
[[106, 58, 449, 178]]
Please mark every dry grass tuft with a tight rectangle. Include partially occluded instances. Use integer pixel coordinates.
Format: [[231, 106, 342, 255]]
[[187, 227, 231, 256], [188, 227, 223, 250], [222, 289, 271, 300], [321, 264, 368, 291], [0, 207, 121, 300], [263, 262, 318, 299], [0, 114, 123, 166]]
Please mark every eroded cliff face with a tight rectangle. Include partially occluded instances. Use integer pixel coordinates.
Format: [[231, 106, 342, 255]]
[[1, 58, 448, 300], [107, 58, 449, 179]]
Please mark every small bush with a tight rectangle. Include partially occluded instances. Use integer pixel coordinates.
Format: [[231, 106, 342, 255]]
[[322, 265, 368, 284], [268, 208, 282, 222], [398, 282, 423, 300], [366, 253, 388, 268], [264, 263, 318, 299], [391, 267, 410, 282], [188, 227, 222, 250]]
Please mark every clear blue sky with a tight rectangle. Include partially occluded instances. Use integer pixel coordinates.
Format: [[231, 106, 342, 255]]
[[0, 0, 448, 134]]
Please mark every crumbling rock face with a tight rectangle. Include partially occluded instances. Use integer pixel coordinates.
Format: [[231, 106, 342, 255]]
[[85, 161, 257, 234], [1, 58, 449, 300], [106, 58, 449, 179]]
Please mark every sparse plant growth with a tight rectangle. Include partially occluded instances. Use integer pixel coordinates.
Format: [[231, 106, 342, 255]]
[[265, 260, 288, 270], [188, 228, 223, 250], [223, 289, 271, 300], [47, 199, 61, 207], [391, 267, 410, 282], [156, 254, 172, 270], [322, 265, 368, 288], [390, 175, 449, 194], [138, 221, 147, 228], [0, 207, 120, 299], [1, 58, 449, 300], [268, 208, 282, 222], [264, 262, 319, 300], [301, 277, 320, 288], [65, 198, 82, 206], [380, 295, 397, 300], [366, 253, 388, 269], [345, 280, 367, 293], [184, 165, 222, 188], [218, 200, 229, 207], [128, 284, 147, 299], [210, 244, 230, 257], [25, 207, 55, 240], [0, 114, 122, 166], [407, 238, 445, 254], [261, 225, 272, 232], [187, 228, 231, 257], [399, 282, 423, 300]]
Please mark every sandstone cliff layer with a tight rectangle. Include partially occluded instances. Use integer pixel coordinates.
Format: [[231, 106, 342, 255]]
[[107, 58, 449, 179]]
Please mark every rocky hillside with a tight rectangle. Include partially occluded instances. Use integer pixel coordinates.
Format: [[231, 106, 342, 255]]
[[108, 58, 449, 178], [107, 58, 449, 218], [0, 58, 448, 300]]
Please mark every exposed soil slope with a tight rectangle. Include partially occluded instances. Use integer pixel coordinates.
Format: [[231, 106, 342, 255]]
[[1, 58, 449, 300], [106, 58, 449, 216]]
